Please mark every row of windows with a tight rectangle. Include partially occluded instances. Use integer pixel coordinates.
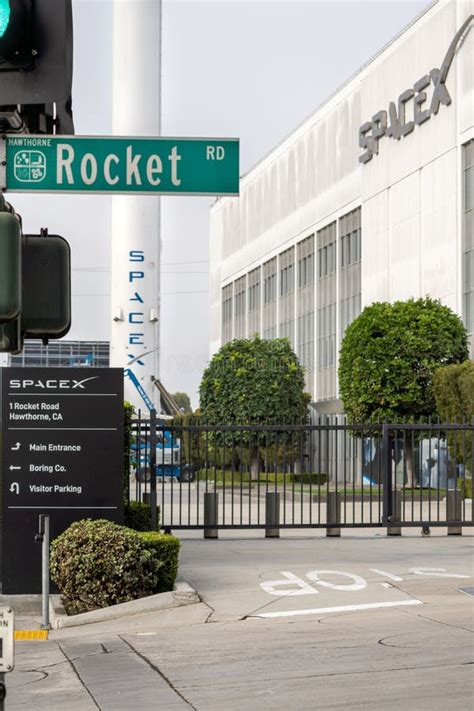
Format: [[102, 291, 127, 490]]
[[10, 341, 110, 368], [221, 208, 362, 384]]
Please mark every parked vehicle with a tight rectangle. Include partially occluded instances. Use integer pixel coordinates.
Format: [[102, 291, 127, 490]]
[[131, 432, 196, 483]]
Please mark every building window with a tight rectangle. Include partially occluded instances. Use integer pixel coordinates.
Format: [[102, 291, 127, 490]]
[[316, 221, 337, 400], [339, 207, 362, 342], [279, 247, 295, 347], [318, 241, 336, 278], [297, 235, 315, 383], [263, 257, 277, 340], [264, 272, 276, 304], [10, 341, 110, 368], [280, 262, 294, 297], [221, 283, 233, 343], [234, 275, 246, 338]]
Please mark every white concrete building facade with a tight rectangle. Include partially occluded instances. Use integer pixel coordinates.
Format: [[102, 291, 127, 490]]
[[209, 0, 474, 412]]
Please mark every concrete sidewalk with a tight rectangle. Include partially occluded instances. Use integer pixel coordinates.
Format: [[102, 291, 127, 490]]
[[5, 531, 474, 711]]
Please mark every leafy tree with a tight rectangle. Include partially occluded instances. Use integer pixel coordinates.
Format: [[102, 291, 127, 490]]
[[339, 297, 468, 485], [172, 391, 192, 414], [433, 361, 474, 472], [199, 336, 310, 475]]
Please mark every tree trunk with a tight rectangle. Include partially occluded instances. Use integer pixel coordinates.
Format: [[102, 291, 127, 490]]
[[250, 448, 260, 481], [405, 437, 415, 488]]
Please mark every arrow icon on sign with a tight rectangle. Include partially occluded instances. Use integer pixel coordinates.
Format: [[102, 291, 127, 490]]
[[11, 442, 21, 451], [9, 465, 21, 471], [9, 483, 19, 495]]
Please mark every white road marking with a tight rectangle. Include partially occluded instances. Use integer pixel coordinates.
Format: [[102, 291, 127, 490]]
[[306, 570, 367, 592], [253, 599, 423, 619], [409, 567, 471, 579], [370, 568, 404, 581], [260, 571, 320, 597], [380, 582, 393, 589]]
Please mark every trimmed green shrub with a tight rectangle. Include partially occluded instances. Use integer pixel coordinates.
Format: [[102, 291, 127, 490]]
[[124, 501, 160, 531], [138, 532, 180, 593], [434, 361, 474, 473], [290, 472, 327, 486], [458, 477, 473, 500], [339, 298, 468, 423], [50, 519, 166, 615]]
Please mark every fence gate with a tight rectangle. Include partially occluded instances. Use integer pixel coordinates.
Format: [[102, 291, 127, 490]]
[[128, 415, 473, 534]]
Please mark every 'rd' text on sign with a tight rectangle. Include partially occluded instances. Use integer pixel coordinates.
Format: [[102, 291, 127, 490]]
[[4, 135, 239, 196]]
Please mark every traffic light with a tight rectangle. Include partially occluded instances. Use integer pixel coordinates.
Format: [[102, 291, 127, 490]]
[[0, 211, 21, 322], [0, 0, 73, 134], [22, 233, 71, 341], [0, 0, 35, 71], [0, 213, 71, 353]]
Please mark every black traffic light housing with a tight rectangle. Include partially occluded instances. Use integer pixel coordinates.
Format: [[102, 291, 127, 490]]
[[0, 0, 73, 134], [22, 231, 71, 341], [0, 214, 71, 353], [0, 210, 21, 323]]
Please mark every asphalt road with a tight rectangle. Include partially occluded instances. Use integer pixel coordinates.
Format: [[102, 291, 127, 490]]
[[7, 531, 474, 711]]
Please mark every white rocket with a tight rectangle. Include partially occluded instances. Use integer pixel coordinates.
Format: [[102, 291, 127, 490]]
[[110, 0, 161, 412]]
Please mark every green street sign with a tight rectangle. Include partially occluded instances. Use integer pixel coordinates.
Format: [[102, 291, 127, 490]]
[[4, 135, 239, 196]]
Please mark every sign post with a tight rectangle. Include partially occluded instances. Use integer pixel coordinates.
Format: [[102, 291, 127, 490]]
[[0, 606, 14, 710], [1, 367, 124, 594], [3, 135, 239, 196]]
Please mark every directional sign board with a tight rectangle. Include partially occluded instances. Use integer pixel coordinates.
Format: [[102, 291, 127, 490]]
[[1, 368, 124, 594], [3, 135, 239, 196]]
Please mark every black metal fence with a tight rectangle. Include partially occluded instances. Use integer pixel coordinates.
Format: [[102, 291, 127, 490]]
[[128, 412, 473, 534]]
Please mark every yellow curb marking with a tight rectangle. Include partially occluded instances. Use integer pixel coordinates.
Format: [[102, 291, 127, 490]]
[[14, 630, 49, 641]]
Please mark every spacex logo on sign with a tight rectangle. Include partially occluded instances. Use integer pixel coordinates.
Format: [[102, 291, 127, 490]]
[[9, 377, 100, 390], [359, 15, 473, 164]]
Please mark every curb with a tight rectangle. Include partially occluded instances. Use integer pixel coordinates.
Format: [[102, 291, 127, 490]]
[[50, 581, 200, 629]]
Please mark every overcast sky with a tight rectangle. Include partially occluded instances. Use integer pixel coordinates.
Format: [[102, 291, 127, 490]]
[[11, 0, 433, 407]]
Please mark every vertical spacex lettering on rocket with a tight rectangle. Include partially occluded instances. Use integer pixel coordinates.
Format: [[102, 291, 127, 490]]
[[128, 249, 145, 348]]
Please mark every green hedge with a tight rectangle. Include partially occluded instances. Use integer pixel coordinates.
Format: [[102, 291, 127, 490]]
[[138, 532, 180, 593], [124, 501, 160, 531], [50, 519, 179, 615], [197, 470, 327, 486], [290, 472, 327, 485], [434, 361, 474, 472], [458, 477, 473, 499]]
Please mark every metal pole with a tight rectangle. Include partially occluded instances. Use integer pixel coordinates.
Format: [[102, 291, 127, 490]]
[[447, 490, 462, 535], [204, 492, 218, 539], [326, 492, 341, 537], [382, 424, 392, 525], [150, 409, 157, 530], [265, 492, 280, 538], [387, 490, 401, 536], [41, 515, 51, 630]]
